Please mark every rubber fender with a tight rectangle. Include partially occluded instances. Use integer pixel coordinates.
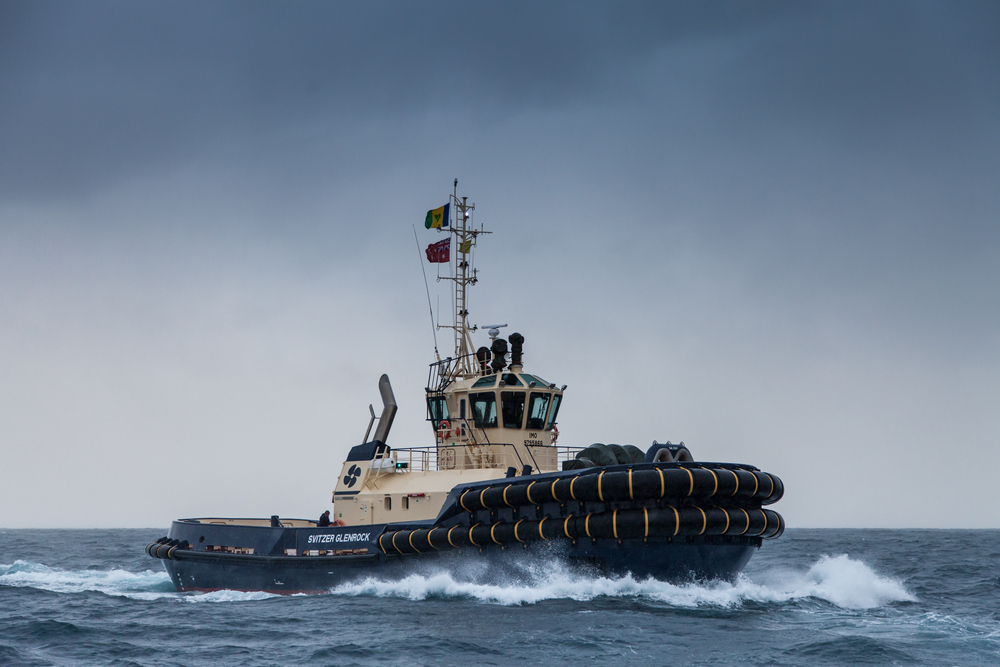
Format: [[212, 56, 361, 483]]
[[673, 446, 693, 462], [147, 536, 168, 558], [606, 444, 632, 465], [577, 443, 617, 467], [462, 466, 783, 511], [764, 473, 784, 505], [644, 443, 674, 463], [167, 540, 190, 559], [145, 539, 161, 557], [384, 506, 784, 556], [750, 472, 783, 505], [154, 541, 173, 559], [562, 459, 592, 471], [622, 445, 645, 463]]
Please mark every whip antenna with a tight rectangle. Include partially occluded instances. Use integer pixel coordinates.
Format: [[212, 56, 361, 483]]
[[412, 225, 440, 359]]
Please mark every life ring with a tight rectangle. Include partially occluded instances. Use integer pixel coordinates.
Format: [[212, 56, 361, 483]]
[[333, 519, 345, 527], [551, 426, 559, 444], [437, 420, 451, 438]]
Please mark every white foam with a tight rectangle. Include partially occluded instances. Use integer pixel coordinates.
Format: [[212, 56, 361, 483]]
[[0, 559, 173, 599], [2, 553, 914, 609], [183, 589, 279, 603], [0, 560, 277, 603], [332, 554, 915, 609]]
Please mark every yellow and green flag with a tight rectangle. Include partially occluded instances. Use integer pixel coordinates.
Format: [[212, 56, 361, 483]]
[[424, 202, 450, 229]]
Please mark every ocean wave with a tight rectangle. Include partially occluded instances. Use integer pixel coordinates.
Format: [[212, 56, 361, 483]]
[[331, 554, 915, 609], [2, 553, 914, 609], [0, 560, 276, 603], [0, 560, 173, 599]]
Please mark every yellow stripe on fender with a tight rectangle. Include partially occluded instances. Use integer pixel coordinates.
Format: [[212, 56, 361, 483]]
[[391, 532, 403, 555], [598, 471, 606, 501], [713, 506, 730, 534], [628, 469, 634, 499], [657, 468, 665, 497], [738, 508, 750, 535], [551, 479, 560, 502], [514, 519, 526, 543], [727, 469, 739, 496], [755, 509, 768, 536], [427, 527, 440, 550], [480, 487, 490, 510], [671, 506, 680, 536], [585, 514, 592, 538], [613, 509, 619, 539], [564, 515, 574, 538], [469, 524, 481, 547], [704, 468, 718, 496], [491, 523, 502, 545], [448, 525, 460, 548], [695, 506, 707, 535], [503, 485, 513, 507], [684, 468, 694, 496], [527, 481, 537, 505], [460, 489, 472, 512], [538, 517, 548, 540], [408, 531, 420, 553], [570, 476, 579, 500], [643, 507, 649, 537]]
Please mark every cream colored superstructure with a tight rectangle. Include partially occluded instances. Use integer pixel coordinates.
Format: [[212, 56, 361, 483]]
[[332, 365, 567, 526], [331, 185, 570, 527]]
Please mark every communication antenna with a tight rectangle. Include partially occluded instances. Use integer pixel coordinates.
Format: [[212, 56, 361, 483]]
[[435, 180, 491, 378]]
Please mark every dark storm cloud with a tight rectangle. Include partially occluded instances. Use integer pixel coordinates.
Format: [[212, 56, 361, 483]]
[[1, 0, 801, 200]]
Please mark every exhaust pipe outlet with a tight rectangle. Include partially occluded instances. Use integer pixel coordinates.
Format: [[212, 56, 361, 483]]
[[372, 374, 397, 444]]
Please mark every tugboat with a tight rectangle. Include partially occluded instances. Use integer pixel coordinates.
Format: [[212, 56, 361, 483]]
[[147, 185, 784, 593]]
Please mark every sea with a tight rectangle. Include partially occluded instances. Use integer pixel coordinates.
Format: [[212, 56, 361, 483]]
[[1, 529, 998, 666]]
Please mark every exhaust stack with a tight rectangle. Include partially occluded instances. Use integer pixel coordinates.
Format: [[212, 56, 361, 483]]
[[372, 374, 397, 444]]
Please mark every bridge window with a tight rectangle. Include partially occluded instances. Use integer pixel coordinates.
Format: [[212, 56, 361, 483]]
[[471, 376, 496, 388], [545, 394, 562, 430], [501, 373, 523, 387], [470, 392, 497, 428], [501, 391, 526, 429], [526, 393, 551, 430], [426, 395, 449, 430], [521, 374, 550, 387]]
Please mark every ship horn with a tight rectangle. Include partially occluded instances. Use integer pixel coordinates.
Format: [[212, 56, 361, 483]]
[[372, 374, 397, 444]]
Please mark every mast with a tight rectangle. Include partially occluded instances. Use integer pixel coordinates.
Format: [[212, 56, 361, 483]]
[[437, 179, 489, 378]]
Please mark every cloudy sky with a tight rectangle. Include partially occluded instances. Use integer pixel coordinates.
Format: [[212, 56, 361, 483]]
[[1, 1, 998, 529]]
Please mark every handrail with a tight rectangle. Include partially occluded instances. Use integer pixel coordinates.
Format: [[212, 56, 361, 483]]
[[381, 443, 552, 474]]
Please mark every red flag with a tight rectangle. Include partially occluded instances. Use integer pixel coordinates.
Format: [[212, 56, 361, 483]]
[[426, 238, 450, 263]]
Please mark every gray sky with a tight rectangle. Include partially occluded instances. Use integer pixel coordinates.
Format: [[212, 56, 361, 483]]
[[1, 1, 998, 528]]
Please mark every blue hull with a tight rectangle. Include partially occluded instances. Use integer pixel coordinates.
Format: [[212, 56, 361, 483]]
[[159, 520, 758, 593]]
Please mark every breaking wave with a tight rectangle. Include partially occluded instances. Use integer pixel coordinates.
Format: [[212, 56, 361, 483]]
[[0, 560, 277, 603], [1, 553, 914, 609], [332, 554, 915, 609]]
